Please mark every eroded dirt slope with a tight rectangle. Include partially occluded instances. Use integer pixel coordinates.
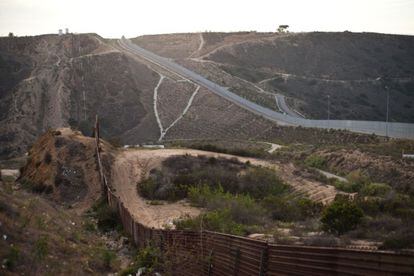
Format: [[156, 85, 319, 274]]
[[0, 34, 162, 159], [19, 128, 105, 211]]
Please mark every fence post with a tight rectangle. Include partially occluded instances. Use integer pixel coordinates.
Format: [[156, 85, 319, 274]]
[[207, 249, 214, 276], [259, 244, 269, 276], [232, 248, 240, 276]]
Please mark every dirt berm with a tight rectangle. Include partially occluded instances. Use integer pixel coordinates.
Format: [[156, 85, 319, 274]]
[[19, 128, 114, 211]]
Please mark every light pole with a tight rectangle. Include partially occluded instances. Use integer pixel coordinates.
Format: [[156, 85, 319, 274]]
[[385, 85, 389, 138], [327, 94, 330, 120]]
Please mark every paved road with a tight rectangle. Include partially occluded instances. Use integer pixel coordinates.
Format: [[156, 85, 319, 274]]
[[316, 169, 348, 183], [275, 94, 303, 118], [118, 38, 414, 139]]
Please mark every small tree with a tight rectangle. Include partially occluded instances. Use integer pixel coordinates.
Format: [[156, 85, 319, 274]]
[[321, 196, 363, 235], [8, 32, 14, 37], [277, 25, 289, 33]]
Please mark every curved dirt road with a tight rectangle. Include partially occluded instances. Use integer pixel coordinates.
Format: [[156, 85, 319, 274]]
[[110, 149, 339, 229]]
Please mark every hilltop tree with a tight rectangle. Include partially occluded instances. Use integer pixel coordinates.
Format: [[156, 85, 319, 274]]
[[277, 25, 289, 33]]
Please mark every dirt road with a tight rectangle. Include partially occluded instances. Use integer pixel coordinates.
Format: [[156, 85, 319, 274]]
[[110, 148, 338, 229]]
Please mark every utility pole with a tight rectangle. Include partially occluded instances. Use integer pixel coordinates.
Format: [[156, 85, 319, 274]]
[[327, 94, 330, 120], [386, 86, 389, 138]]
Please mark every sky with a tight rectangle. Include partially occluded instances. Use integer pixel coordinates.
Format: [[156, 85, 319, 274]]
[[0, 0, 413, 38]]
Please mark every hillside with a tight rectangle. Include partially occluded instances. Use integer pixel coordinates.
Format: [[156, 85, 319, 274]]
[[1, 32, 387, 161], [133, 31, 414, 122], [0, 128, 135, 275], [0, 33, 160, 159]]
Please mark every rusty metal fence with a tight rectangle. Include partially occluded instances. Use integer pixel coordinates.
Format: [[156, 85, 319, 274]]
[[93, 117, 414, 275]]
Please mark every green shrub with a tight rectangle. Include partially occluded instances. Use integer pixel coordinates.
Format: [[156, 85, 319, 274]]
[[321, 197, 364, 235], [380, 229, 414, 250], [92, 198, 121, 232], [175, 209, 248, 236], [101, 249, 117, 270], [3, 246, 19, 270], [238, 167, 288, 198], [262, 195, 322, 222], [20, 178, 53, 194], [121, 245, 162, 275], [346, 170, 370, 192], [304, 155, 326, 169], [83, 220, 97, 232], [139, 156, 287, 202], [188, 185, 266, 225], [356, 192, 414, 218], [33, 235, 49, 261], [44, 152, 52, 164], [178, 184, 268, 234], [360, 183, 391, 197], [138, 178, 159, 199], [332, 180, 362, 193]]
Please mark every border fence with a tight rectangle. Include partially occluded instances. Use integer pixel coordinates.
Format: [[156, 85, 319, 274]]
[[120, 38, 414, 140], [93, 117, 414, 275]]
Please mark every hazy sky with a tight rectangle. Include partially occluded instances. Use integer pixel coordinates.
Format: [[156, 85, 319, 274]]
[[1, 0, 413, 37]]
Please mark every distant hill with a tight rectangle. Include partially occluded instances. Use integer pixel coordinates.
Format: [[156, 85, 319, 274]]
[[0, 33, 303, 159], [133, 31, 414, 122], [1, 31, 413, 159], [0, 34, 160, 158]]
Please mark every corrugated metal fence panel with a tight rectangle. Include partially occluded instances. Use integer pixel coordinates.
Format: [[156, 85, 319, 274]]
[[166, 230, 204, 275], [267, 244, 414, 276], [203, 231, 268, 276]]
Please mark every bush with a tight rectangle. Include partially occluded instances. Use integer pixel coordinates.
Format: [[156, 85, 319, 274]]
[[3, 247, 19, 270], [321, 197, 364, 235], [138, 172, 187, 201], [34, 235, 49, 261], [356, 192, 414, 218], [238, 167, 288, 199], [360, 183, 391, 197], [121, 245, 162, 275], [101, 249, 117, 270], [332, 180, 362, 193], [262, 195, 322, 222], [177, 184, 268, 234], [138, 178, 159, 199], [44, 152, 52, 164], [138, 156, 287, 202], [346, 170, 370, 192], [21, 178, 53, 194], [304, 155, 326, 169], [380, 229, 414, 250], [303, 235, 342, 247], [92, 198, 121, 232], [175, 210, 248, 236], [188, 185, 266, 225]]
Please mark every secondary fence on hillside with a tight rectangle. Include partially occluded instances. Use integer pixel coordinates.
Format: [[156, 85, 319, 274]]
[[93, 117, 414, 275], [120, 38, 414, 140]]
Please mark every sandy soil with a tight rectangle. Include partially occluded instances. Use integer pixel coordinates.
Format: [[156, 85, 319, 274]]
[[0, 169, 20, 179], [110, 148, 339, 229]]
